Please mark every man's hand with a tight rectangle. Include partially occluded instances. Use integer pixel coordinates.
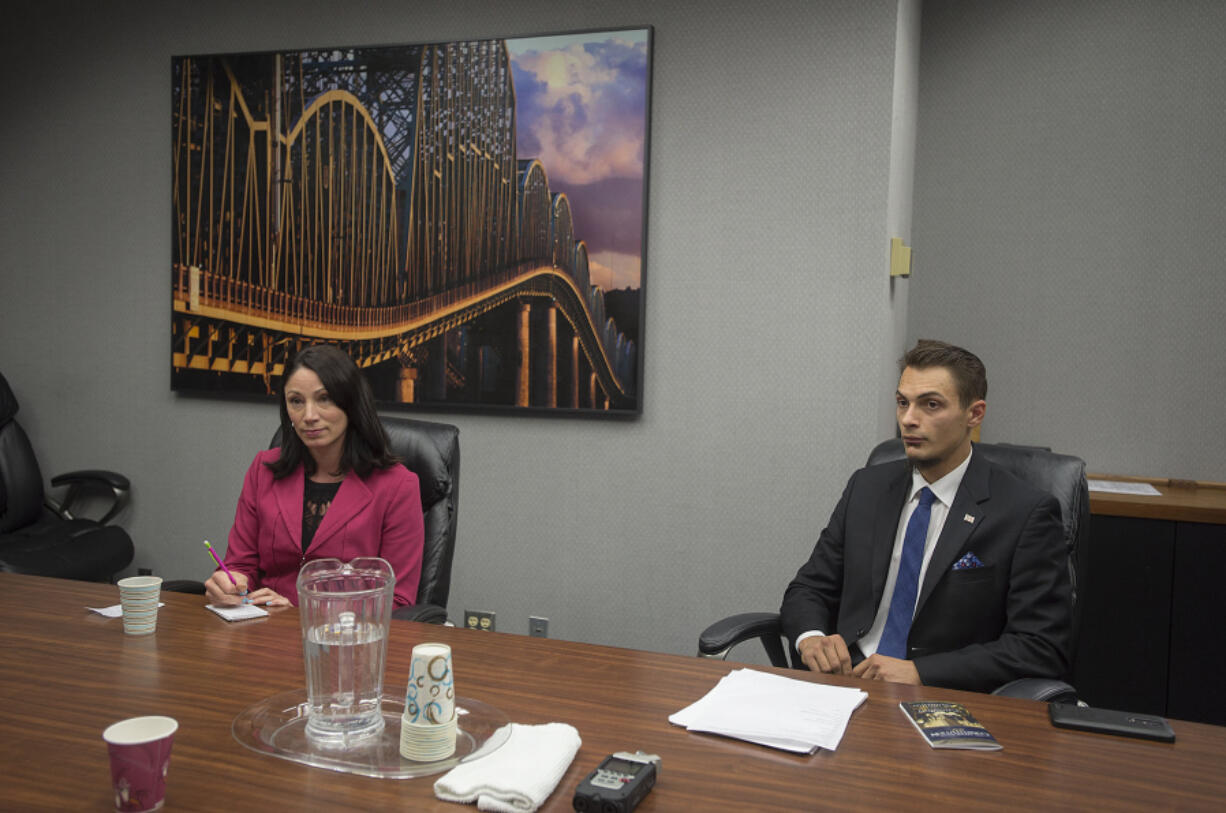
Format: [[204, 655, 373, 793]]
[[797, 634, 854, 675], [852, 654, 921, 685]]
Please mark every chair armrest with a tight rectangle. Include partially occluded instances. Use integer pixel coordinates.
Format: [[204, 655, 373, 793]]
[[50, 470, 131, 491], [992, 677, 1078, 704], [48, 469, 131, 525], [698, 612, 790, 668], [162, 580, 207, 595], [392, 603, 448, 625]]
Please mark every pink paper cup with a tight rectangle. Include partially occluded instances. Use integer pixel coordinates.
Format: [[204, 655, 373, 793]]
[[102, 716, 178, 812]]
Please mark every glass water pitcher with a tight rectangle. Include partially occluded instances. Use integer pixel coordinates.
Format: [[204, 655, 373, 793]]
[[297, 557, 396, 747]]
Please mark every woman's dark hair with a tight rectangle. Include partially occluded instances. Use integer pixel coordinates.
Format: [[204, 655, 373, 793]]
[[266, 344, 399, 479]]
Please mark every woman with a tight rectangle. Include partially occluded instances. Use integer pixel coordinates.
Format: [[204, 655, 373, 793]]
[[205, 345, 424, 608]]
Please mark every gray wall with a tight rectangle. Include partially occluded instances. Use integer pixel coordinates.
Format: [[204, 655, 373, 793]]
[[0, 0, 902, 656], [911, 0, 1226, 481], [11, 0, 1214, 659]]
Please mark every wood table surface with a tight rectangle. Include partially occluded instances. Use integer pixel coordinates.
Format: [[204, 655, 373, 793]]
[[2, 573, 1224, 811]]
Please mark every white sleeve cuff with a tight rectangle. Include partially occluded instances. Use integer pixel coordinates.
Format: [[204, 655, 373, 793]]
[[795, 630, 825, 646]]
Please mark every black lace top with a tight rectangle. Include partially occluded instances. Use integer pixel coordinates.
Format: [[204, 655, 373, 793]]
[[303, 479, 342, 551]]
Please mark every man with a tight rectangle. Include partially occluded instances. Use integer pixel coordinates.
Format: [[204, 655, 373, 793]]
[[779, 341, 1071, 692]]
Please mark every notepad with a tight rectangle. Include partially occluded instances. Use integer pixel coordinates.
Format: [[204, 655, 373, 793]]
[[206, 603, 269, 621]]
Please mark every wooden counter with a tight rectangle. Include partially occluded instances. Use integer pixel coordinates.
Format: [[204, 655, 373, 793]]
[[1088, 473, 1226, 524], [1077, 473, 1226, 725]]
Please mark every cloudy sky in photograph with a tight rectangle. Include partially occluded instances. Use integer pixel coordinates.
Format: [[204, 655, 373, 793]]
[[507, 30, 650, 291]]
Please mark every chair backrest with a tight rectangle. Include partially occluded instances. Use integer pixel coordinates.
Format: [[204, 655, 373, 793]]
[[0, 372, 47, 533], [271, 415, 460, 611], [866, 438, 1089, 604]]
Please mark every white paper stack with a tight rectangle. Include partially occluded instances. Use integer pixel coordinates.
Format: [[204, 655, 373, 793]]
[[669, 668, 868, 754]]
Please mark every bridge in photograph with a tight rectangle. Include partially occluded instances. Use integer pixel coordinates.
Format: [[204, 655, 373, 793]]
[[171, 42, 636, 410]]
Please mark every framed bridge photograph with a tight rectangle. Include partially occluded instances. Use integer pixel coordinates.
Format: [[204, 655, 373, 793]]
[[171, 27, 651, 416]]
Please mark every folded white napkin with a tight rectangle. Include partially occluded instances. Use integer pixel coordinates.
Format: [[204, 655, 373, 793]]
[[434, 722, 582, 813]]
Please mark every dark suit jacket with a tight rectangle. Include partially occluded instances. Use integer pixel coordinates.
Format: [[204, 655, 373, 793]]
[[780, 450, 1071, 692]]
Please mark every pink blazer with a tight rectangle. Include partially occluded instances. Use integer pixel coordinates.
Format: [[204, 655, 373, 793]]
[[221, 448, 424, 606]]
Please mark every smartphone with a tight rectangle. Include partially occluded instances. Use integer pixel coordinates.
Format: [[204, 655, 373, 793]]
[[1049, 702, 1175, 742]]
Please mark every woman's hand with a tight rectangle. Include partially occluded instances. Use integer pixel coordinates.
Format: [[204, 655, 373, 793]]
[[245, 587, 292, 608], [204, 571, 250, 606]]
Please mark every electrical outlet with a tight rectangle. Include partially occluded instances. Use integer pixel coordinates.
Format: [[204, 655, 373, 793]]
[[464, 609, 496, 632], [529, 616, 549, 638]]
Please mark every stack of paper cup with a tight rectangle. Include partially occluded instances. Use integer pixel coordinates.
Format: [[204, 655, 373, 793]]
[[118, 576, 163, 636], [400, 643, 456, 761]]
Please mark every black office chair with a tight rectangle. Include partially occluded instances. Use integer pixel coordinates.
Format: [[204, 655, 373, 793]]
[[332, 416, 459, 624], [698, 439, 1088, 702], [166, 415, 460, 624], [0, 372, 135, 582]]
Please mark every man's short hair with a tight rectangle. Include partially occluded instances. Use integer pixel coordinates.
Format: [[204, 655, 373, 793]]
[[900, 340, 987, 408]]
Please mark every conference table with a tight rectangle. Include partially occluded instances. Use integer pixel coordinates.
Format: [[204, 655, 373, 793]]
[[3, 574, 1225, 811]]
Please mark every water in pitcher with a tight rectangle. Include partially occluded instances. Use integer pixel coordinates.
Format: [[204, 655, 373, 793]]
[[303, 612, 388, 745], [297, 557, 396, 748]]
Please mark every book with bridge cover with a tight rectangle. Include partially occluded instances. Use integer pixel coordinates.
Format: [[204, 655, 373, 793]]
[[899, 701, 1002, 750]]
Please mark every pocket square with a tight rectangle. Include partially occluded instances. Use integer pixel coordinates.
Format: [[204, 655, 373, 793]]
[[952, 552, 985, 570]]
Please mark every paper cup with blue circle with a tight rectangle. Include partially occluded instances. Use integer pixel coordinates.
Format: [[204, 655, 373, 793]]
[[400, 642, 456, 761]]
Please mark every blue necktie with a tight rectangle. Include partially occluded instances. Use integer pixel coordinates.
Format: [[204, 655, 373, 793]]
[[878, 487, 936, 659]]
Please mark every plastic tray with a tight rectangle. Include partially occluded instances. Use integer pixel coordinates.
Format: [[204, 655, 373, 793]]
[[232, 689, 509, 779]]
